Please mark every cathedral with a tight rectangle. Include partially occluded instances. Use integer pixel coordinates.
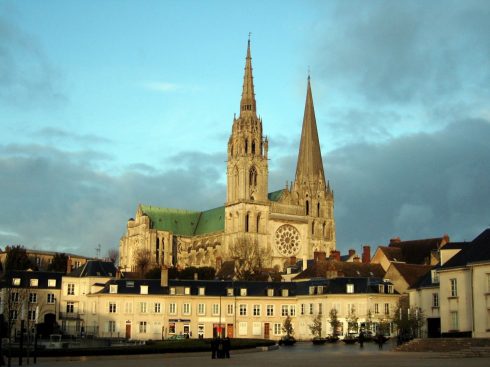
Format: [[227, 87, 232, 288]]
[[119, 39, 336, 273]]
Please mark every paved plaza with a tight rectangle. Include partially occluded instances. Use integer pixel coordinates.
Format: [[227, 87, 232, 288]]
[[16, 341, 490, 367]]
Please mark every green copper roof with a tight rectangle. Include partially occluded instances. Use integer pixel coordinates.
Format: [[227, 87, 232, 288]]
[[268, 189, 284, 202], [141, 190, 284, 236], [140, 205, 224, 236]]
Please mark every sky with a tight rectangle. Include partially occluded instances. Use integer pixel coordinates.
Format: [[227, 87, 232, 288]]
[[1, 0, 489, 258]]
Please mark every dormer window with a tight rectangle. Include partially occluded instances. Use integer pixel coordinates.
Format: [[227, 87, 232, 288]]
[[184, 287, 191, 295], [346, 284, 354, 294], [109, 285, 118, 294], [140, 285, 148, 295], [12, 278, 21, 286], [48, 279, 57, 287], [170, 287, 176, 295], [267, 288, 274, 297], [227, 288, 234, 296], [387, 285, 394, 294], [378, 284, 385, 293], [431, 270, 439, 284], [30, 279, 39, 287], [198, 287, 205, 296], [309, 286, 315, 295], [281, 289, 289, 297], [240, 288, 247, 296]]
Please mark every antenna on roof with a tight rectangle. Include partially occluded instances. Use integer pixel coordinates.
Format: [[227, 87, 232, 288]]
[[96, 244, 101, 258]]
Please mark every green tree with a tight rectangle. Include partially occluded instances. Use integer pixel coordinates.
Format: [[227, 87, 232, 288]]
[[309, 314, 323, 339], [347, 305, 359, 334], [328, 308, 341, 336], [47, 253, 68, 272], [392, 297, 424, 338], [4, 245, 34, 272], [282, 315, 294, 339]]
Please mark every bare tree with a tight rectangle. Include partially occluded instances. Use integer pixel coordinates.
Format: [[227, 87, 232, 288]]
[[134, 248, 153, 278], [106, 248, 119, 265], [228, 237, 271, 280]]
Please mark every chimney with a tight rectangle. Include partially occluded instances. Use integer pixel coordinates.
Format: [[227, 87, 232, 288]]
[[160, 266, 168, 287], [193, 272, 198, 281], [362, 245, 371, 264], [329, 250, 341, 262], [314, 251, 326, 263], [289, 256, 297, 265], [348, 249, 355, 258], [116, 267, 122, 279], [216, 256, 222, 271], [389, 237, 401, 245], [66, 256, 72, 274]]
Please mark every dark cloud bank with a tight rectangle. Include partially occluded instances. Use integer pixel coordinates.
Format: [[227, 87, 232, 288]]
[[1, 118, 489, 256]]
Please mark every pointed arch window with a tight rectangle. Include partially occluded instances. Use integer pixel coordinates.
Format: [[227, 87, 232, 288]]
[[245, 139, 248, 154], [249, 167, 258, 187], [306, 200, 310, 216], [311, 221, 315, 235], [317, 202, 320, 217], [252, 140, 256, 155], [256, 213, 261, 233], [245, 213, 250, 232]]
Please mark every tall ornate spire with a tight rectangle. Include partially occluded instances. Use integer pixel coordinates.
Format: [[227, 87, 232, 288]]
[[295, 76, 326, 183], [240, 35, 256, 116]]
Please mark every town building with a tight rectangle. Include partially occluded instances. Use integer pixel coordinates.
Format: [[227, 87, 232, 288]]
[[119, 39, 336, 273]]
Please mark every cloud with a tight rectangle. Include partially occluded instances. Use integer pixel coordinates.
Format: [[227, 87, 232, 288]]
[[0, 12, 66, 108], [34, 127, 112, 145]]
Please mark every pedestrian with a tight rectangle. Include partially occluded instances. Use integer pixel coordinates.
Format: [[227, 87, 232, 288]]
[[376, 334, 384, 350], [211, 337, 217, 359], [223, 337, 231, 358], [358, 331, 364, 348]]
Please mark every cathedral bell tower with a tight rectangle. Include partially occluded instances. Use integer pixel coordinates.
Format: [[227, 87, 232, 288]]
[[225, 38, 269, 243], [290, 76, 335, 255]]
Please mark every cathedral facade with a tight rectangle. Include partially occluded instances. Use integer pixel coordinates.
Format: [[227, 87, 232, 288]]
[[119, 40, 335, 273]]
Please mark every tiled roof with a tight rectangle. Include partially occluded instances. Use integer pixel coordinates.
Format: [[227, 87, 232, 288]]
[[441, 229, 490, 269], [1, 270, 63, 289], [389, 263, 433, 288], [379, 246, 403, 262], [96, 277, 396, 296], [67, 260, 118, 278], [389, 237, 445, 265], [268, 189, 284, 202], [293, 260, 385, 280]]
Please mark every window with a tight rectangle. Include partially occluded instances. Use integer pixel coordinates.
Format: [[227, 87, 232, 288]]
[[239, 304, 247, 316], [67, 283, 75, 295], [183, 303, 191, 315], [28, 310, 36, 321], [198, 303, 206, 315], [29, 293, 37, 303], [378, 284, 385, 293], [47, 293, 55, 304], [184, 287, 191, 295], [450, 278, 458, 297], [198, 287, 205, 296], [318, 303, 323, 315], [301, 304, 305, 315], [281, 289, 289, 297], [281, 305, 289, 316], [109, 302, 117, 313], [240, 288, 247, 296], [252, 322, 261, 336], [387, 285, 394, 294], [10, 292, 19, 303], [253, 304, 261, 316], [139, 302, 147, 313], [212, 304, 219, 316], [384, 303, 390, 315], [267, 305, 274, 316], [139, 321, 147, 333], [10, 310, 17, 320], [48, 279, 57, 287], [12, 278, 21, 286], [374, 303, 379, 314], [108, 321, 116, 333], [450, 311, 459, 330], [239, 322, 247, 336], [274, 323, 282, 335], [432, 293, 439, 308], [346, 284, 354, 293], [140, 285, 148, 295], [30, 279, 39, 287], [267, 288, 274, 297], [431, 270, 439, 284], [227, 288, 234, 296], [109, 285, 118, 294], [227, 304, 234, 315], [170, 287, 176, 295], [169, 303, 176, 315], [66, 302, 75, 313], [309, 286, 315, 295], [169, 322, 176, 334], [154, 302, 161, 313], [289, 305, 296, 316], [309, 303, 314, 315]]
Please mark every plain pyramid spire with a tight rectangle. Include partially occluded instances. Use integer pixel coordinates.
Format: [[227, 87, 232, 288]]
[[240, 36, 257, 116], [295, 76, 326, 184]]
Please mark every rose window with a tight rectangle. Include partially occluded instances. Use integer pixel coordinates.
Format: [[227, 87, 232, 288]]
[[274, 224, 301, 256]]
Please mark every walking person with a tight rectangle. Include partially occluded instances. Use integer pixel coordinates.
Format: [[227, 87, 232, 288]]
[[223, 337, 231, 358], [358, 330, 365, 348], [211, 337, 218, 359]]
